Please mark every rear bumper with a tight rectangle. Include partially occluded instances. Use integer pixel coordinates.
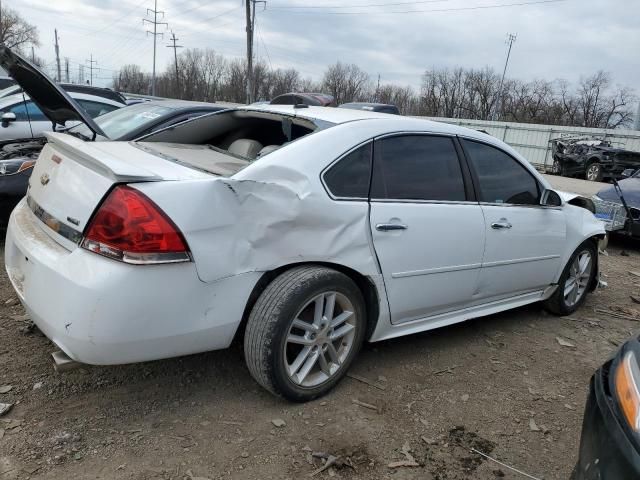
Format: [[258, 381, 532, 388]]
[[572, 363, 640, 479], [5, 199, 260, 365]]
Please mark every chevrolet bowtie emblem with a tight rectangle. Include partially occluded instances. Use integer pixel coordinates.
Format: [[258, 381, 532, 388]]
[[40, 173, 50, 186]]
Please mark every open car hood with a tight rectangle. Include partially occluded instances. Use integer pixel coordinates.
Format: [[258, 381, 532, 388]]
[[0, 46, 106, 139]]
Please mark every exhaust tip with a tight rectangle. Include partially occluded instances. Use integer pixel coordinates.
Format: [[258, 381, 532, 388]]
[[51, 350, 82, 373]]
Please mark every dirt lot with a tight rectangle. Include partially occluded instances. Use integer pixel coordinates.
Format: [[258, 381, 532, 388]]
[[1, 237, 639, 480]]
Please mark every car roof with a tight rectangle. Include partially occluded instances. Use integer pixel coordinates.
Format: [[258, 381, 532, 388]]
[[239, 104, 472, 134], [339, 102, 396, 108], [242, 104, 401, 123], [140, 99, 234, 110], [0, 91, 124, 108]]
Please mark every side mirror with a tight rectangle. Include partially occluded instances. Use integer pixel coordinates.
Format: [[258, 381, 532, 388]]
[[540, 189, 562, 207], [621, 168, 636, 178], [1, 112, 16, 128]]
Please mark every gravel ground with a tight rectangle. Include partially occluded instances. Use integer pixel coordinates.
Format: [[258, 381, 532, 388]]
[[1, 236, 639, 480]]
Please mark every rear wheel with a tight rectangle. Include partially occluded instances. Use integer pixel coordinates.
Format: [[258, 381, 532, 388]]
[[586, 162, 602, 182], [543, 241, 597, 316], [244, 266, 366, 402]]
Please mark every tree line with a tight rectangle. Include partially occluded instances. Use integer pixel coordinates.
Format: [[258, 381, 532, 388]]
[[113, 48, 635, 129]]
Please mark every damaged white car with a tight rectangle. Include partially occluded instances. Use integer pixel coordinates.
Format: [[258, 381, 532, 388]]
[[2, 48, 605, 401]]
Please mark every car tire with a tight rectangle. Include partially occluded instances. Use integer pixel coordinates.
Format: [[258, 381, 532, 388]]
[[543, 241, 597, 316], [586, 162, 602, 182], [244, 265, 366, 402], [551, 158, 563, 175]]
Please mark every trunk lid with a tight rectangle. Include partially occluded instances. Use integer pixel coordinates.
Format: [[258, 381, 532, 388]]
[[27, 133, 210, 249], [0, 46, 107, 138]]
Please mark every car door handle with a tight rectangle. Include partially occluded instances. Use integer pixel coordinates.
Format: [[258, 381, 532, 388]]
[[376, 223, 408, 232], [491, 220, 512, 229]]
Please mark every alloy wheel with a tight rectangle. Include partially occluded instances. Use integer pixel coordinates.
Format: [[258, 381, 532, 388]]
[[586, 164, 600, 181], [284, 291, 357, 388], [563, 250, 592, 307]]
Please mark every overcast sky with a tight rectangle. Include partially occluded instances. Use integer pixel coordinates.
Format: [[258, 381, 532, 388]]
[[9, 0, 640, 93]]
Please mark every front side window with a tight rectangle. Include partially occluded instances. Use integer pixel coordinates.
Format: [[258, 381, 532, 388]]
[[462, 139, 539, 205], [323, 142, 372, 199], [4, 101, 47, 121], [370, 135, 466, 201]]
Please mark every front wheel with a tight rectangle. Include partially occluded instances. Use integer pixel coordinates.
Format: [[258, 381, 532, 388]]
[[244, 266, 366, 402], [543, 241, 597, 316], [586, 163, 602, 182], [551, 158, 563, 175]]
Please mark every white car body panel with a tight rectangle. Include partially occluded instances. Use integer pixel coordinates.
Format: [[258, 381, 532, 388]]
[[4, 106, 606, 366], [370, 202, 485, 323]]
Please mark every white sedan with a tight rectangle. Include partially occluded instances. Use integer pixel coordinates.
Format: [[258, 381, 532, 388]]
[[0, 48, 606, 401]]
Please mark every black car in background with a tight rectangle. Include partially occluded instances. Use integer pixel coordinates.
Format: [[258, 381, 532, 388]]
[[0, 82, 127, 104], [573, 335, 640, 479], [270, 92, 335, 106], [551, 137, 640, 182], [338, 102, 400, 115]]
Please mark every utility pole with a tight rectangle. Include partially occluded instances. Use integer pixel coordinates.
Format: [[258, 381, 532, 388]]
[[376, 74, 381, 102], [143, 0, 168, 96], [86, 54, 97, 86], [31, 46, 35, 63], [54, 29, 61, 82], [245, 0, 266, 104], [78, 65, 84, 84], [635, 101, 640, 131], [166, 31, 182, 96], [64, 57, 69, 83], [494, 33, 517, 121]]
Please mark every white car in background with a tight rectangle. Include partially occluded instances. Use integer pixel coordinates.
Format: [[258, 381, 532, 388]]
[[2, 46, 605, 401], [0, 91, 124, 142]]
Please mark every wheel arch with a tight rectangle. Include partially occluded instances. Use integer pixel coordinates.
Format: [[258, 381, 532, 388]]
[[232, 262, 382, 345]]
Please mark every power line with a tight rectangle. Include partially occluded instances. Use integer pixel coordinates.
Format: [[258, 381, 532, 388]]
[[269, 0, 447, 9], [78, 0, 148, 37], [265, 0, 567, 15], [143, 0, 169, 95]]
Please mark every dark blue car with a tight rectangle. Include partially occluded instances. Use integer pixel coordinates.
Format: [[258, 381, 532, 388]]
[[594, 169, 640, 238]]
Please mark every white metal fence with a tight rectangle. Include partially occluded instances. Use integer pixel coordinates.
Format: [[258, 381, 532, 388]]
[[423, 117, 640, 170]]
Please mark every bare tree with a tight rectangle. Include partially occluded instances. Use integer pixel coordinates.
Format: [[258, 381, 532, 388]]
[[112, 64, 148, 94], [0, 7, 40, 53], [322, 62, 371, 105]]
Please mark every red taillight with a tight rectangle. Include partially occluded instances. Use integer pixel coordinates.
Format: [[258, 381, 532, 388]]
[[82, 185, 190, 264]]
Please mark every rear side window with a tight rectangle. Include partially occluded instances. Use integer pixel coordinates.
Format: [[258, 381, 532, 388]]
[[323, 143, 372, 199], [462, 139, 539, 205], [371, 135, 466, 201]]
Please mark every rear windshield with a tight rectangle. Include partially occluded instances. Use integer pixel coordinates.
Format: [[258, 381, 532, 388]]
[[67, 103, 174, 140]]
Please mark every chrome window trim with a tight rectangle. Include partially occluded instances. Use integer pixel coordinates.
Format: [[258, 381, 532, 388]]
[[370, 199, 479, 205]]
